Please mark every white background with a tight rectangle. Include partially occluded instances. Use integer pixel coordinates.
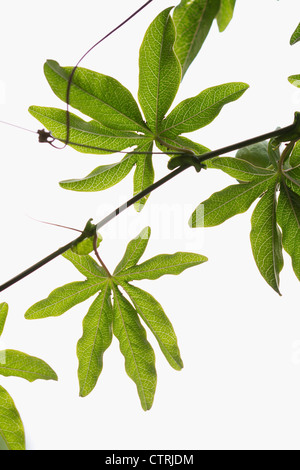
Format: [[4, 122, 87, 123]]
[[0, 0, 300, 451]]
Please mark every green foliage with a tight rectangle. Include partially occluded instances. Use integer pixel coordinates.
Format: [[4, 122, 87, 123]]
[[173, 0, 237, 77], [0, 303, 57, 450], [173, 0, 221, 77], [216, 0, 237, 32], [290, 22, 300, 45], [25, 228, 207, 410], [29, 8, 248, 209], [190, 138, 300, 293]]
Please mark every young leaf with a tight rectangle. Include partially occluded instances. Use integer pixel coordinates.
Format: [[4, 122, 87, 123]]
[[189, 175, 278, 227], [235, 141, 271, 168], [116, 252, 208, 281], [59, 153, 137, 192], [277, 183, 300, 280], [71, 233, 102, 256], [206, 157, 274, 182], [0, 350, 58, 382], [77, 285, 113, 397], [25, 279, 104, 319], [160, 82, 249, 136], [290, 22, 300, 45], [138, 8, 181, 133], [250, 185, 283, 294], [216, 0, 236, 32], [29, 107, 146, 155], [122, 283, 183, 371], [0, 303, 8, 338], [112, 285, 157, 411], [114, 227, 151, 275], [44, 60, 150, 133], [173, 0, 221, 77], [133, 142, 154, 212], [0, 386, 25, 451]]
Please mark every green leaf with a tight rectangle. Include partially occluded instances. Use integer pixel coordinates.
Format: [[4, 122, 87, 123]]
[[77, 285, 113, 397], [288, 74, 300, 88], [0, 386, 25, 450], [290, 22, 300, 45], [25, 279, 104, 319], [290, 141, 300, 168], [138, 8, 181, 133], [0, 350, 58, 382], [116, 252, 208, 282], [29, 106, 146, 154], [277, 183, 300, 280], [122, 283, 183, 371], [173, 0, 221, 77], [44, 60, 149, 133], [71, 233, 102, 255], [63, 250, 108, 280], [133, 142, 154, 212], [189, 175, 278, 227], [160, 82, 249, 136], [206, 157, 274, 182], [0, 303, 8, 338], [217, 0, 236, 32], [112, 285, 157, 411], [114, 227, 151, 275], [235, 141, 271, 168], [250, 186, 283, 294], [60, 153, 137, 192]]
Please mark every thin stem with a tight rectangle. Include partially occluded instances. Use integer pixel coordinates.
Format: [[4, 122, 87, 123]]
[[64, 0, 154, 147], [93, 234, 112, 277], [279, 141, 296, 172], [0, 122, 298, 293]]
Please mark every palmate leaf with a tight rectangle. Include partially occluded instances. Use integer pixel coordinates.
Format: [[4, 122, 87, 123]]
[[25, 227, 206, 410], [250, 185, 283, 295], [44, 60, 150, 134], [138, 8, 181, 133], [0, 386, 25, 451], [159, 82, 249, 136], [173, 0, 221, 78], [30, 10, 249, 202]]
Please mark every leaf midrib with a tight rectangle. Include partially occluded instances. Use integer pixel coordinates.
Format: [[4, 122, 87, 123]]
[[80, 283, 110, 395], [112, 285, 147, 407]]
